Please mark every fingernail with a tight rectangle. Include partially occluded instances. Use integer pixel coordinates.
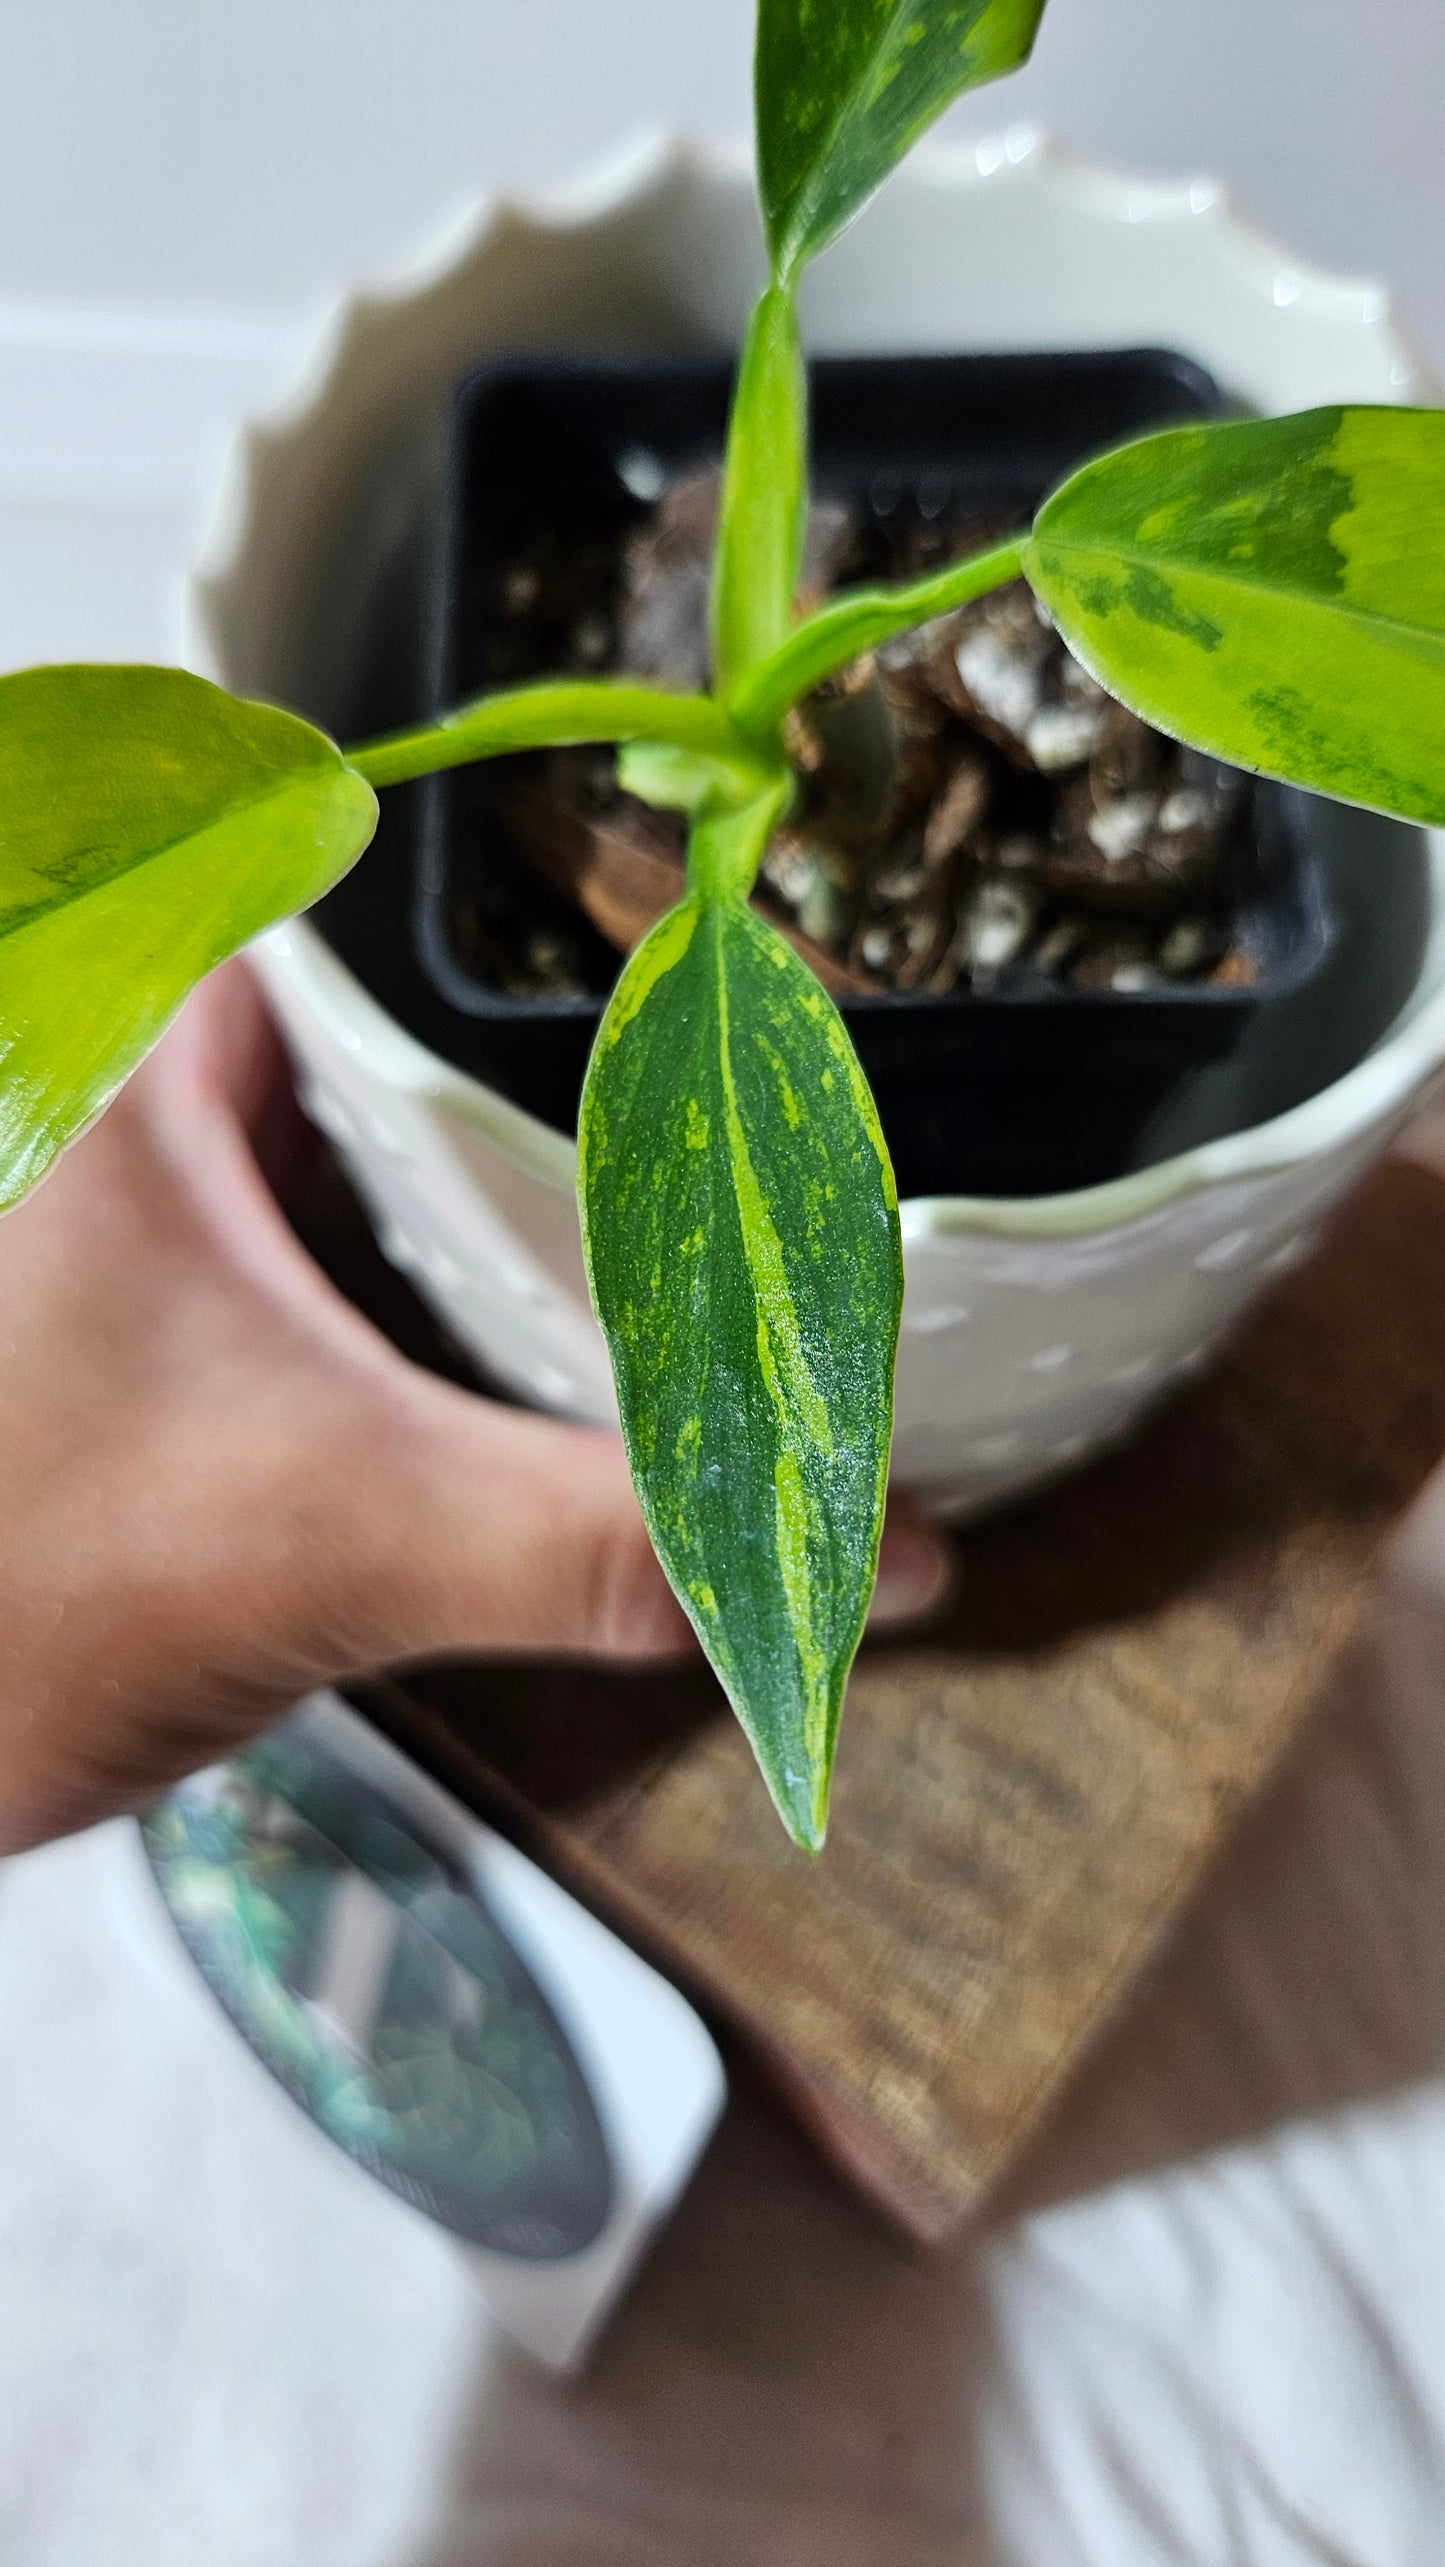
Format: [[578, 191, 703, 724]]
[[868, 1523, 954, 1630]]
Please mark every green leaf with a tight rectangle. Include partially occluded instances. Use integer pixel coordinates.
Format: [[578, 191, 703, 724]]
[[728, 535, 1025, 738], [1023, 406, 1445, 827], [710, 282, 808, 699], [0, 664, 376, 1207], [616, 742, 733, 817], [615, 737, 787, 819], [756, 0, 1047, 278], [578, 883, 901, 1850], [350, 677, 740, 789]]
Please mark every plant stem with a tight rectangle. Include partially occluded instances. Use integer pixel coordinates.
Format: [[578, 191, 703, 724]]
[[710, 279, 807, 697], [348, 680, 741, 790], [687, 775, 795, 901], [728, 536, 1026, 740]]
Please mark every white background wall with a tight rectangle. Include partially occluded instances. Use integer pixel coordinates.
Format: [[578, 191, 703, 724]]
[[1, 0, 1442, 367], [0, 0, 1439, 673]]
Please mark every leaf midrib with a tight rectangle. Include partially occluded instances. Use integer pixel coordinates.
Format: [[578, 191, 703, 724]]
[[712, 901, 834, 1462], [0, 757, 341, 947], [712, 898, 833, 1795]]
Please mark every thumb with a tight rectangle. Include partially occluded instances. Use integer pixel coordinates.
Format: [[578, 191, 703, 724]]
[[303, 1371, 696, 1679], [307, 1365, 953, 1686], [870, 1493, 956, 1632]]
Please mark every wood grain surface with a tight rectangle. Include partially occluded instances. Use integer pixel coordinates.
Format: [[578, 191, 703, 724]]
[[302, 1156, 1445, 2240]]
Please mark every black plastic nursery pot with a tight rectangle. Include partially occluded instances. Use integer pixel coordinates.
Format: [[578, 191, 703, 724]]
[[315, 344, 1430, 1201]]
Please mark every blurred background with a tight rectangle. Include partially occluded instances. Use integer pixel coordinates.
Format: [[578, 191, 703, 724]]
[[2, 0, 1442, 353], [3, 0, 1440, 676]]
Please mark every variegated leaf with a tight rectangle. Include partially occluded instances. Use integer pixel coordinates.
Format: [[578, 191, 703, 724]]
[[578, 891, 901, 1848], [1023, 405, 1445, 825], [0, 665, 376, 1209], [756, 0, 1048, 278]]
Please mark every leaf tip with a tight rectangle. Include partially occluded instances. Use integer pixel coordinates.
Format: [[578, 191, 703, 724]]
[[768, 1756, 831, 1855]]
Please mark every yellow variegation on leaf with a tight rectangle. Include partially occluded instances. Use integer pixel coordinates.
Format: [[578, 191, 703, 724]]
[[577, 865, 901, 1850], [1023, 407, 1445, 826]]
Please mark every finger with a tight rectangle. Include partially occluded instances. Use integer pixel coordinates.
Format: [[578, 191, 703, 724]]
[[136, 980, 946, 1674], [287, 1373, 697, 1683], [133, 957, 320, 1203], [867, 1490, 956, 1633], [304, 1373, 953, 1686]]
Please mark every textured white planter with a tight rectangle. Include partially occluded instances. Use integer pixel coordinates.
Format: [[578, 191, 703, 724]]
[[188, 134, 1445, 1519]]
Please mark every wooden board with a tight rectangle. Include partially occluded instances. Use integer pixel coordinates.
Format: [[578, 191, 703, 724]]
[[302, 1157, 1445, 2241]]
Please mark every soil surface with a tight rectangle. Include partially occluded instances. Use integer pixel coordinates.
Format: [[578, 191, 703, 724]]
[[452, 469, 1256, 1003]]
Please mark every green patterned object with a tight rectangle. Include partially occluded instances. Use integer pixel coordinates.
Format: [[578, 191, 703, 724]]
[[0, 666, 376, 1209], [755, 0, 1047, 276], [143, 1733, 614, 2257], [1023, 407, 1445, 827], [579, 881, 902, 1850]]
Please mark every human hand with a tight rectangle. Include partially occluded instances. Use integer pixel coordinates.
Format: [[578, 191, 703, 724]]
[[0, 962, 950, 1852]]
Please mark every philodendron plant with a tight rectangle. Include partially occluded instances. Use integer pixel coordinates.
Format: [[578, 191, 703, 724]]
[[3, 0, 1444, 1848]]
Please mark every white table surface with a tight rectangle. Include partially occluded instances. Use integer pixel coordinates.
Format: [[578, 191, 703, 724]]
[[3, 308, 1445, 2567]]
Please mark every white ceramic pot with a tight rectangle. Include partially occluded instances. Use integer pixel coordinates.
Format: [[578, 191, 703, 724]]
[[188, 134, 1445, 1519]]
